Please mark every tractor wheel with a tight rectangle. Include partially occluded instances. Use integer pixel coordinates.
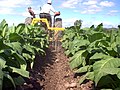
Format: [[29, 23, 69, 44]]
[[55, 18, 62, 28], [55, 18, 63, 38], [25, 17, 32, 25], [54, 18, 62, 51]]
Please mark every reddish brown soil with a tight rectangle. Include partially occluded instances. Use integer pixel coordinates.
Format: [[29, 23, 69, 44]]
[[17, 45, 93, 90], [42, 47, 80, 90]]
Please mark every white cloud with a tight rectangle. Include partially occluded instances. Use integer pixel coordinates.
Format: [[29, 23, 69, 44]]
[[81, 0, 115, 14], [100, 1, 115, 7], [80, 0, 102, 14], [0, 0, 32, 8], [61, 0, 116, 14], [83, 0, 97, 5], [73, 10, 79, 12], [109, 10, 119, 13], [0, 8, 14, 14], [81, 5, 101, 14], [61, 0, 82, 8], [107, 10, 119, 16], [0, 0, 32, 15]]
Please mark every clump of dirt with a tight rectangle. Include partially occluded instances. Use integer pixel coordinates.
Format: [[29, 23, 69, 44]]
[[18, 45, 94, 90]]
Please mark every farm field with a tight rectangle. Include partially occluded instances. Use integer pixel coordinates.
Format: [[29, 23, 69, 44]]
[[0, 20, 83, 90], [0, 19, 120, 90], [0, 0, 120, 90]]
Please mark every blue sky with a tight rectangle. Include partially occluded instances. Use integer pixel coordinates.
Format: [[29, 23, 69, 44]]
[[0, 0, 120, 28]]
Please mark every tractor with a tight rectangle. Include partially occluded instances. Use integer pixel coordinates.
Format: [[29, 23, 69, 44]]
[[25, 7, 64, 51]]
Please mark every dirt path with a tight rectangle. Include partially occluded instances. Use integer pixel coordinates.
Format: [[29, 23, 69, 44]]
[[20, 46, 81, 90], [43, 47, 80, 90]]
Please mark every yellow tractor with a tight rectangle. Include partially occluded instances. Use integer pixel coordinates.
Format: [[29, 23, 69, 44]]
[[25, 7, 64, 51]]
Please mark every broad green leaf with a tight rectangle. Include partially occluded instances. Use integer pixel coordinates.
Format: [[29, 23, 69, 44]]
[[2, 24, 8, 37], [110, 30, 116, 43], [65, 50, 70, 56], [75, 65, 92, 73], [16, 23, 25, 34], [23, 44, 35, 55], [0, 56, 6, 68], [69, 40, 89, 53], [117, 71, 120, 79], [34, 46, 45, 54], [22, 53, 32, 60], [86, 72, 94, 81], [100, 68, 120, 75], [88, 32, 105, 43], [24, 25, 28, 34], [90, 53, 111, 60], [93, 58, 120, 85], [110, 42, 116, 49], [116, 33, 120, 44], [9, 33, 24, 43], [69, 50, 86, 69], [79, 72, 94, 84], [99, 40, 110, 47], [12, 51, 27, 70], [6, 42, 23, 54], [10, 67, 29, 78], [93, 58, 120, 70], [0, 19, 7, 29]]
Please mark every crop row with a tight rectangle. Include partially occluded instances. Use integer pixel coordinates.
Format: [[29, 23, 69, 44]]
[[0, 20, 48, 89], [62, 21, 120, 90]]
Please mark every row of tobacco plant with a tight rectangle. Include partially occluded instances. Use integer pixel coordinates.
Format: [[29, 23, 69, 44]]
[[0, 20, 48, 89], [62, 20, 120, 90]]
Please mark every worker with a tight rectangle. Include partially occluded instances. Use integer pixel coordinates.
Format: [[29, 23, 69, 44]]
[[40, 0, 57, 27], [28, 7, 36, 18]]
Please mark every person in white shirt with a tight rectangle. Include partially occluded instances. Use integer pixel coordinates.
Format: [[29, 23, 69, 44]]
[[40, 0, 57, 27]]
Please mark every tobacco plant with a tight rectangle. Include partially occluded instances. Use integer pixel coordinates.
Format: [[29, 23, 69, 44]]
[[62, 23, 120, 89], [0, 19, 48, 89]]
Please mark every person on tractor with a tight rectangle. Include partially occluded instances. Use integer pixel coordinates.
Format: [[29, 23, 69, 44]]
[[28, 7, 36, 18], [40, 0, 59, 27]]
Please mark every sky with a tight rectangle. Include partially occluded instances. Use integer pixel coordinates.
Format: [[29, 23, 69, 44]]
[[0, 0, 120, 28]]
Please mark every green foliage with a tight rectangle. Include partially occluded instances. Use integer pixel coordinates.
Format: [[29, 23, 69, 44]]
[[62, 23, 120, 89], [0, 19, 49, 89]]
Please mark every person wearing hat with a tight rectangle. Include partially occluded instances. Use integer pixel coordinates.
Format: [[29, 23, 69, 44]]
[[40, 0, 57, 27]]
